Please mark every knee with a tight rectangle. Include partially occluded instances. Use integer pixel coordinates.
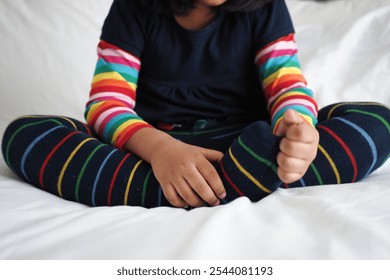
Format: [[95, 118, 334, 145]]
[[319, 102, 390, 121]]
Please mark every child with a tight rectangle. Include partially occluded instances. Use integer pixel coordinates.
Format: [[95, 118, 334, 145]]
[[2, 0, 390, 208]]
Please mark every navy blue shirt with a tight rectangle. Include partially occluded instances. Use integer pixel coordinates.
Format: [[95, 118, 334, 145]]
[[101, 0, 294, 125]]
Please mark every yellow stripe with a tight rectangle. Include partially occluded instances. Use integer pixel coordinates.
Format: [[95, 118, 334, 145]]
[[263, 67, 302, 88], [228, 148, 271, 194], [19, 115, 77, 130], [92, 72, 136, 91], [298, 113, 315, 127], [124, 159, 143, 205], [93, 72, 125, 83], [57, 138, 94, 197], [60, 117, 77, 130], [111, 119, 145, 143], [318, 144, 341, 184], [274, 91, 307, 103], [85, 102, 101, 121]]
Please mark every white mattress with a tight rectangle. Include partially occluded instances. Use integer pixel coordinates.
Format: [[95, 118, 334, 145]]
[[1, 0, 390, 259]]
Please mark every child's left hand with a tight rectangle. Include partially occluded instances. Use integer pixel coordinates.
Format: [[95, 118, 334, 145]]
[[275, 109, 319, 184]]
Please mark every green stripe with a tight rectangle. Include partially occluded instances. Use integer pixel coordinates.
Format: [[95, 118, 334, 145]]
[[75, 143, 106, 202], [95, 66, 137, 84], [346, 109, 390, 133], [263, 61, 301, 80], [167, 124, 244, 136], [5, 119, 63, 166], [141, 169, 153, 207], [309, 163, 323, 185], [105, 115, 144, 143], [237, 137, 278, 173]]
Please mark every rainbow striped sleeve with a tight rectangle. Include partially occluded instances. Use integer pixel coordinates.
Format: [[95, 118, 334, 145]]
[[255, 33, 318, 133], [85, 40, 152, 148]]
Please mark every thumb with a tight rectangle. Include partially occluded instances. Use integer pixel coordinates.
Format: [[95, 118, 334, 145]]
[[201, 148, 224, 163], [275, 109, 303, 136]]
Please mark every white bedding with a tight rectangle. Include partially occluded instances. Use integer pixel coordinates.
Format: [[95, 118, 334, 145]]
[[0, 0, 389, 260]]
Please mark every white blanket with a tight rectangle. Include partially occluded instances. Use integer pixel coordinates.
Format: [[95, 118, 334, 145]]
[[1, 0, 390, 259]]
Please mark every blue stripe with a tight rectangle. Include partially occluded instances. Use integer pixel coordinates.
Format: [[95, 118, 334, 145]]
[[335, 117, 377, 178], [20, 126, 62, 181], [158, 185, 163, 207], [97, 59, 138, 77], [273, 104, 317, 128], [91, 149, 117, 206], [102, 113, 142, 142], [260, 54, 300, 76]]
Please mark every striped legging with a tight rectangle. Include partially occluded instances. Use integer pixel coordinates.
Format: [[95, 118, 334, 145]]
[[2, 102, 390, 208]]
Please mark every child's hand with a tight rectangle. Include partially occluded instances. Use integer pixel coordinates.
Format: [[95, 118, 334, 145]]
[[150, 139, 226, 208], [275, 109, 319, 184]]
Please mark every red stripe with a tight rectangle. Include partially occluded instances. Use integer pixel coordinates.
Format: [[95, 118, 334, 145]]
[[39, 131, 80, 189], [90, 85, 136, 100], [100, 55, 140, 70], [264, 78, 306, 100], [97, 109, 135, 136], [219, 161, 244, 197], [116, 123, 153, 148], [99, 40, 141, 60], [107, 153, 131, 206], [81, 123, 93, 136], [256, 33, 295, 57], [270, 94, 316, 116], [87, 100, 128, 126], [317, 125, 358, 182], [256, 49, 297, 66]]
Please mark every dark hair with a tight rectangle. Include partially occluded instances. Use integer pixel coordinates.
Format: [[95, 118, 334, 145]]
[[141, 0, 275, 16]]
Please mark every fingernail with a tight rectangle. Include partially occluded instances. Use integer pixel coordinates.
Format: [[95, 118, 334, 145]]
[[213, 200, 220, 206], [219, 192, 226, 199]]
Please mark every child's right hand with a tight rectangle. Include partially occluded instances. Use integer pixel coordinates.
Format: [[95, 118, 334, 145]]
[[125, 128, 226, 208], [150, 139, 226, 208]]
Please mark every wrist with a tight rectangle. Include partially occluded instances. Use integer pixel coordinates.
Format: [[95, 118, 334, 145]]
[[124, 127, 177, 163]]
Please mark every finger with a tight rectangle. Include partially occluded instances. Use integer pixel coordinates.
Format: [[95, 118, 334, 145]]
[[173, 177, 205, 208], [197, 160, 226, 200], [161, 183, 189, 208], [277, 152, 308, 174], [285, 122, 319, 143], [283, 109, 304, 126], [200, 148, 224, 163], [275, 109, 303, 136], [279, 138, 317, 160], [277, 167, 303, 184], [184, 167, 221, 206]]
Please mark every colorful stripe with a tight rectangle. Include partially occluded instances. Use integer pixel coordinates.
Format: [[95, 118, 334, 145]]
[[318, 125, 358, 182], [346, 109, 390, 134], [335, 117, 377, 178], [5, 118, 62, 166], [318, 144, 341, 184], [20, 126, 62, 181], [124, 159, 143, 205], [39, 131, 80, 189], [92, 149, 117, 206], [57, 138, 94, 197], [219, 160, 244, 197], [107, 153, 131, 206], [141, 170, 153, 207], [255, 33, 318, 132], [75, 143, 106, 202], [85, 40, 152, 148], [310, 163, 324, 185], [237, 136, 277, 173], [228, 148, 271, 194]]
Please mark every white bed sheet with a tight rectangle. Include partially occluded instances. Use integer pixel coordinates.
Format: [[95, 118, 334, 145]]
[[0, 0, 389, 260]]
